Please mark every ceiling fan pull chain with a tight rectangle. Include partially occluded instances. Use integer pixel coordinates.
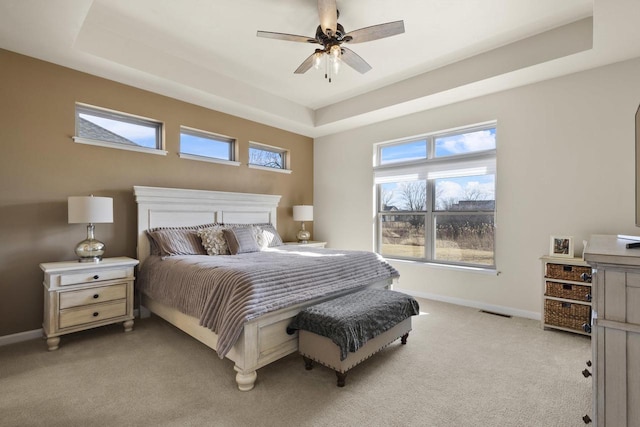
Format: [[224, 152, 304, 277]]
[[325, 55, 329, 80]]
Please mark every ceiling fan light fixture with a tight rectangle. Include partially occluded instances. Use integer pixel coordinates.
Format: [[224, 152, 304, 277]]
[[313, 52, 323, 69], [256, 1, 405, 83], [331, 55, 341, 74], [329, 44, 341, 59]]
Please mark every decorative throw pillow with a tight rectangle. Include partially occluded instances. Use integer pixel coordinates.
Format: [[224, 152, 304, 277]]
[[198, 225, 230, 255], [223, 227, 260, 255], [146, 223, 217, 256]]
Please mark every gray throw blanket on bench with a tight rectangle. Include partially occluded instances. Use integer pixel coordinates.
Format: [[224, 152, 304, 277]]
[[288, 289, 420, 361]]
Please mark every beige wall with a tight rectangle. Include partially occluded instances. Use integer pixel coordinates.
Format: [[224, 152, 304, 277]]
[[314, 56, 640, 318], [0, 49, 313, 336]]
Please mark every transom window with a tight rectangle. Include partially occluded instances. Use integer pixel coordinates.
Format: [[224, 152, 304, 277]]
[[179, 126, 237, 165], [248, 142, 290, 172], [74, 103, 165, 155], [375, 124, 497, 269]]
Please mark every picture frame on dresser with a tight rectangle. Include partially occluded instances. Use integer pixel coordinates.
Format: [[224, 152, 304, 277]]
[[550, 235, 574, 258]]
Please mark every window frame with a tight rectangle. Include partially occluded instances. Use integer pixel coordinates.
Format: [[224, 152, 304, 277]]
[[178, 126, 240, 167], [248, 141, 292, 174], [374, 123, 497, 271], [73, 103, 166, 156]]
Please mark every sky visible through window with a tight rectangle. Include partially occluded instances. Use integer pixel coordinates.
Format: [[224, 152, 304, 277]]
[[180, 133, 231, 160], [434, 128, 496, 157], [80, 114, 157, 148], [380, 128, 496, 210]]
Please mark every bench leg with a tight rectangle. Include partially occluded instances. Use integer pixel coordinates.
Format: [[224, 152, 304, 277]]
[[401, 332, 409, 345], [303, 356, 314, 370], [336, 371, 347, 387]]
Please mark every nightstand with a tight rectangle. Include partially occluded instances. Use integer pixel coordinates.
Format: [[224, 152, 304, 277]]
[[284, 241, 327, 248], [40, 257, 139, 351]]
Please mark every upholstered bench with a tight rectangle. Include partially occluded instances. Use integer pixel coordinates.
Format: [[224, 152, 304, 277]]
[[287, 288, 420, 387]]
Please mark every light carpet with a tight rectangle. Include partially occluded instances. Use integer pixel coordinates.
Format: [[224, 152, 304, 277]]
[[0, 298, 591, 427]]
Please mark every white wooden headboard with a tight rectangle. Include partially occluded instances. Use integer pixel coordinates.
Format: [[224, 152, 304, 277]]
[[133, 186, 282, 263]]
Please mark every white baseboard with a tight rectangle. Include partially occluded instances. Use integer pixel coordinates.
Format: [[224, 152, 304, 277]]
[[395, 287, 541, 321], [0, 328, 43, 347], [1, 310, 143, 347], [0, 297, 538, 347]]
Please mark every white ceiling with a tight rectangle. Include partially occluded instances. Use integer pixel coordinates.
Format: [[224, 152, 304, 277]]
[[1, 0, 639, 138]]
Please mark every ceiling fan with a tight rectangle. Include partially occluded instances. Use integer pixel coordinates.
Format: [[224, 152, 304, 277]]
[[257, 0, 404, 82]]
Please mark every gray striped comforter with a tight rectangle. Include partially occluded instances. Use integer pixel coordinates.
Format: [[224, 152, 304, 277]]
[[138, 246, 399, 358]]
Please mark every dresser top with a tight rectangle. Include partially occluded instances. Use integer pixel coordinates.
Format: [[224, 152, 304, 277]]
[[584, 234, 640, 266]]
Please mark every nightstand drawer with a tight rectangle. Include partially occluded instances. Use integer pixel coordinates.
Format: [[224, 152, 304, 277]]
[[59, 284, 127, 309], [59, 301, 127, 329], [59, 268, 129, 286]]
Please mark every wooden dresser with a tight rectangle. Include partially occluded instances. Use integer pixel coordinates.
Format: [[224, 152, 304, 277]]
[[584, 235, 640, 426]]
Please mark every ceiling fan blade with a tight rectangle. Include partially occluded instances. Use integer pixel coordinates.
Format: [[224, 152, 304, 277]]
[[294, 52, 317, 74], [318, 0, 338, 36], [344, 20, 405, 44], [341, 47, 372, 74], [257, 31, 317, 44]]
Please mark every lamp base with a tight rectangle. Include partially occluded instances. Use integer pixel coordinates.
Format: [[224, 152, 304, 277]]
[[75, 238, 105, 262], [297, 229, 311, 244], [75, 224, 105, 262]]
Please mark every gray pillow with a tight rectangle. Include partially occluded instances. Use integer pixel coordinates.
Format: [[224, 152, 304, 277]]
[[224, 223, 283, 248], [223, 227, 260, 255], [147, 223, 217, 256], [255, 223, 284, 247]]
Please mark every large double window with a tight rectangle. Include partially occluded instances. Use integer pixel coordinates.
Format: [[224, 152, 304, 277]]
[[374, 124, 497, 269]]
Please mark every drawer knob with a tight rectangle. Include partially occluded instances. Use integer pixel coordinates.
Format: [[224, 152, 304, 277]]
[[582, 369, 591, 378], [580, 273, 592, 283], [582, 323, 592, 334], [93, 275, 99, 280], [92, 312, 99, 317], [93, 294, 99, 299], [583, 414, 592, 424], [586, 360, 592, 367], [585, 293, 592, 302]]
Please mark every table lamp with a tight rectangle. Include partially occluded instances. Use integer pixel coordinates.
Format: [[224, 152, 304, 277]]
[[68, 195, 113, 262], [293, 205, 313, 243]]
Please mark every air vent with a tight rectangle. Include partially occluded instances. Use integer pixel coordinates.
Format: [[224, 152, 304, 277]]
[[480, 310, 512, 318]]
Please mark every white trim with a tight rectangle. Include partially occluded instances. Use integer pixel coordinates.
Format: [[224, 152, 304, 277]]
[[178, 153, 241, 167], [0, 328, 42, 347], [180, 125, 235, 142], [72, 136, 168, 156], [248, 164, 292, 174], [395, 288, 540, 321]]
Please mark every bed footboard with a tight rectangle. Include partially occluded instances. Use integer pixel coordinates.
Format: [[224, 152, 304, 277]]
[[141, 277, 392, 391]]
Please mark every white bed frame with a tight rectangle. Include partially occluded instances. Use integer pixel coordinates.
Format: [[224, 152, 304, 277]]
[[134, 185, 391, 391]]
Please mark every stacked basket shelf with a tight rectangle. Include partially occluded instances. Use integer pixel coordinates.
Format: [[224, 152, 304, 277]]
[[541, 256, 592, 336]]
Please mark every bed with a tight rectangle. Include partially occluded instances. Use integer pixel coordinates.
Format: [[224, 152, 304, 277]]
[[134, 185, 398, 391]]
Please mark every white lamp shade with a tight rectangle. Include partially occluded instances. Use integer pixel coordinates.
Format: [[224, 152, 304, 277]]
[[293, 205, 313, 222], [68, 196, 113, 224]]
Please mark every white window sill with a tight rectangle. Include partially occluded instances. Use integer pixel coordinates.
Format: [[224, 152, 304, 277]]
[[72, 137, 167, 156], [248, 164, 292, 174], [387, 258, 500, 275], [178, 153, 240, 166]]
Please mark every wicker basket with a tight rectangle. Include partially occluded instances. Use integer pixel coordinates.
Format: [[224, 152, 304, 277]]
[[546, 263, 592, 282], [544, 299, 591, 332], [545, 281, 592, 302]]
